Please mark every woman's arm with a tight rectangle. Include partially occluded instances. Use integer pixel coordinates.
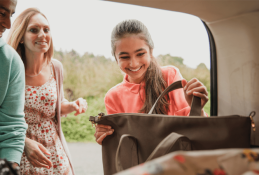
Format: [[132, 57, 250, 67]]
[[61, 98, 88, 116], [24, 137, 52, 168]]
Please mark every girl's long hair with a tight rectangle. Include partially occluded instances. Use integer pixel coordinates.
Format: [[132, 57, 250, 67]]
[[6, 8, 53, 67], [111, 19, 170, 114]]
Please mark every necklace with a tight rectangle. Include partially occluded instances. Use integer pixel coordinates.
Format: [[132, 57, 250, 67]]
[[25, 64, 46, 77]]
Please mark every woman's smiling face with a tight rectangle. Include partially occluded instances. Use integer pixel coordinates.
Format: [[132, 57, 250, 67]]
[[23, 13, 51, 54], [114, 35, 152, 84]]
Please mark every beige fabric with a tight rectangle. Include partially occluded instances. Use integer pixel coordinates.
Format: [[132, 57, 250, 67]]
[[105, 0, 259, 22], [52, 59, 75, 175], [116, 149, 259, 175]]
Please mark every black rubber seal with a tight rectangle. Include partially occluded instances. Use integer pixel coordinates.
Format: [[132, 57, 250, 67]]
[[202, 21, 218, 116]]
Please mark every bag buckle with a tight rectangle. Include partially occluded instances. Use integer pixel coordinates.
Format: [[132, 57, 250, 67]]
[[249, 111, 256, 132], [89, 112, 105, 127]]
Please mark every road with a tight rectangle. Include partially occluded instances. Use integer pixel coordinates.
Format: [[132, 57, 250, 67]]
[[68, 142, 104, 175]]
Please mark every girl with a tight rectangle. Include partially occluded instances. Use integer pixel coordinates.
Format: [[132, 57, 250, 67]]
[[94, 19, 208, 145], [7, 8, 87, 175]]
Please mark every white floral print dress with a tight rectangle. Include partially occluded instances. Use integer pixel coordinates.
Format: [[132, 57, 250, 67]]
[[20, 64, 72, 175]]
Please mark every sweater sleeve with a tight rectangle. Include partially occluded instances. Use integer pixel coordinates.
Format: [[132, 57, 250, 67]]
[[104, 91, 118, 115], [58, 61, 68, 117], [167, 66, 208, 117], [0, 48, 27, 164]]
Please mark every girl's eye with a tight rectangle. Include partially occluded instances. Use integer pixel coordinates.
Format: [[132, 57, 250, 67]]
[[30, 28, 38, 33], [137, 53, 145, 56]]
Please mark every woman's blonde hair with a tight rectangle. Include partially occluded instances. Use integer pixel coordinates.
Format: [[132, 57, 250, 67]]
[[111, 19, 170, 114], [7, 8, 53, 66]]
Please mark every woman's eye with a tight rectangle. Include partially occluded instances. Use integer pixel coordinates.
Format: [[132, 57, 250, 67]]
[[30, 28, 38, 33], [44, 28, 50, 33], [137, 53, 145, 56]]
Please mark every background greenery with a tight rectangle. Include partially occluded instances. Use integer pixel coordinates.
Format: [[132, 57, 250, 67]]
[[54, 50, 210, 142]]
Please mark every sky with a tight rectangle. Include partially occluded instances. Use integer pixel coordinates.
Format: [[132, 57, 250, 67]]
[[3, 0, 210, 69]]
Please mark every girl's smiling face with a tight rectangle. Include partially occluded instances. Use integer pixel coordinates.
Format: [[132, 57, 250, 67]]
[[114, 35, 152, 84]]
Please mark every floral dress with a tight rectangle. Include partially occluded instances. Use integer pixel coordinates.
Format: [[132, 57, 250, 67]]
[[20, 64, 72, 175]]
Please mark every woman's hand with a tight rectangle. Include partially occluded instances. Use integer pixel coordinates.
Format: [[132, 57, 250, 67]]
[[94, 124, 114, 145], [70, 98, 88, 116], [182, 78, 208, 116], [61, 97, 88, 116], [24, 138, 52, 168]]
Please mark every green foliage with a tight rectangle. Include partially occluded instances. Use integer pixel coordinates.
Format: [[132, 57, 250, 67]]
[[56, 50, 211, 142], [204, 89, 210, 115], [54, 50, 123, 100], [157, 54, 210, 90], [157, 54, 184, 66], [61, 95, 106, 142]]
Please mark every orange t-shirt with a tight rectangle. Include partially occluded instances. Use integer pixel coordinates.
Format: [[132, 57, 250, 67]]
[[104, 66, 191, 116]]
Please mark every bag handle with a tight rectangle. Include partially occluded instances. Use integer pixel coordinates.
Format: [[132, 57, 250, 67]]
[[115, 133, 192, 172], [148, 80, 202, 116], [146, 132, 192, 161], [115, 134, 139, 172]]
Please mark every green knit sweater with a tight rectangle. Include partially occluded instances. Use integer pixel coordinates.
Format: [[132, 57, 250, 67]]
[[0, 38, 27, 164]]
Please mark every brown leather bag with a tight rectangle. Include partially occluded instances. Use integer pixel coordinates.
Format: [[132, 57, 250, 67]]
[[89, 80, 256, 175]]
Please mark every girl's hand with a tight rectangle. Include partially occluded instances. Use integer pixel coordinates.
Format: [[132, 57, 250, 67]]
[[70, 98, 88, 116], [94, 124, 114, 145], [182, 78, 208, 113], [24, 138, 52, 168]]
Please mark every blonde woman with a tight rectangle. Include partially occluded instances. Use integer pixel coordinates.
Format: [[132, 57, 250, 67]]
[[7, 8, 87, 175]]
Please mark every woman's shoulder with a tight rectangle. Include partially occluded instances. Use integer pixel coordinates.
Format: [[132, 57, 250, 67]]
[[51, 58, 63, 68]]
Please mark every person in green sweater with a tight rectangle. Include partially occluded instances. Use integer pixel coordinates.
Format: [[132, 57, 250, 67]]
[[0, 0, 27, 167]]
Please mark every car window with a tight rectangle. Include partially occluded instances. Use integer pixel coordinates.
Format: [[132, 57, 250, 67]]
[[3, 1, 211, 174]]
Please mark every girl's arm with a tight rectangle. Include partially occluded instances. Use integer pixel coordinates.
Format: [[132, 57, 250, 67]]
[[182, 79, 209, 117], [165, 66, 208, 116], [94, 93, 116, 145], [95, 124, 114, 145]]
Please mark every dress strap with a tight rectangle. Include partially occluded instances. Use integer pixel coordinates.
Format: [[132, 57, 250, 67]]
[[50, 63, 54, 77]]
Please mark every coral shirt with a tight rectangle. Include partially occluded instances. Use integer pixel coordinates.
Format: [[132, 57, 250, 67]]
[[104, 66, 191, 116]]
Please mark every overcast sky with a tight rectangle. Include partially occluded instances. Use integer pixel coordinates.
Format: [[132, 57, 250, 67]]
[[3, 0, 210, 69]]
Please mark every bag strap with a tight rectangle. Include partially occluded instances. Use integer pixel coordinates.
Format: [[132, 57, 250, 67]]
[[115, 133, 192, 172], [115, 134, 138, 172], [148, 80, 202, 116], [146, 132, 192, 161]]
